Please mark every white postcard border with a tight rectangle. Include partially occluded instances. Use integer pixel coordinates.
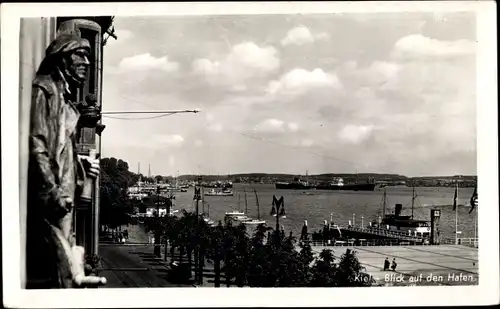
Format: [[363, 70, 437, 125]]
[[1, 1, 498, 307]]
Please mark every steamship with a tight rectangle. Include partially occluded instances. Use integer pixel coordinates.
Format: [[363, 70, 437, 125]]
[[315, 177, 376, 192], [312, 188, 430, 243]]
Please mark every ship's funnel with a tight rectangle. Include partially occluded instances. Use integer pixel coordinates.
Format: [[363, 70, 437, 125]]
[[395, 204, 403, 217], [323, 220, 328, 226]]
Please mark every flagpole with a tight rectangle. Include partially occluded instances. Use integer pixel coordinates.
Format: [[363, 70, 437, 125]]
[[455, 181, 458, 245], [474, 206, 477, 246]]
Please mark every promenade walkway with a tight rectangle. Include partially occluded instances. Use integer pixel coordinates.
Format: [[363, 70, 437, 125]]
[[308, 244, 478, 286], [98, 243, 194, 288]]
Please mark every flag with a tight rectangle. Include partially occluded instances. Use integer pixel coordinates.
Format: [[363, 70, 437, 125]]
[[452, 185, 458, 211], [469, 186, 478, 214]]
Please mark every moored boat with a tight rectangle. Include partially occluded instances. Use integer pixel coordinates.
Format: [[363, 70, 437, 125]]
[[205, 188, 234, 196]]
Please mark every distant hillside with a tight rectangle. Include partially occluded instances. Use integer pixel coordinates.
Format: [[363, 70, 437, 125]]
[[176, 173, 407, 181], [153, 173, 475, 187]]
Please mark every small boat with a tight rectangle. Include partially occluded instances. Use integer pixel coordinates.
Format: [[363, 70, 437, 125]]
[[205, 189, 234, 196], [203, 217, 216, 226], [242, 219, 266, 225], [224, 211, 250, 224]]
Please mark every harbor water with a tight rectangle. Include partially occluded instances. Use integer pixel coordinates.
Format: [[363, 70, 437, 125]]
[[169, 184, 478, 240]]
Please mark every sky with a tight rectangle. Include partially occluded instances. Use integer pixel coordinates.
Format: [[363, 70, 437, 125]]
[[100, 12, 477, 177]]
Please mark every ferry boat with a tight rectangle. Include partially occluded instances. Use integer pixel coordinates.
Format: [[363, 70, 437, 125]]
[[312, 187, 430, 243], [370, 187, 431, 238], [203, 180, 233, 189], [371, 204, 431, 238], [204, 188, 234, 196]]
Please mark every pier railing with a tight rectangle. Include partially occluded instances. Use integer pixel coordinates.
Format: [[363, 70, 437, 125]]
[[305, 240, 427, 247], [305, 237, 479, 248], [342, 226, 425, 242], [441, 237, 478, 248]]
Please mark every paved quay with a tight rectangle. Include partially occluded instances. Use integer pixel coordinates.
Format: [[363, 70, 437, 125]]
[[308, 244, 479, 286], [98, 243, 194, 288]]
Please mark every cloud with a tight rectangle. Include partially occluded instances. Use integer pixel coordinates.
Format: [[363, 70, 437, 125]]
[[116, 29, 133, 41], [267, 68, 342, 96], [281, 26, 330, 46], [192, 41, 280, 86], [392, 34, 475, 59], [367, 61, 401, 82], [128, 134, 185, 150], [339, 125, 374, 143], [299, 138, 314, 147], [208, 123, 224, 132], [194, 140, 204, 147], [253, 118, 286, 133], [192, 58, 220, 75], [118, 53, 180, 72], [227, 42, 280, 72], [287, 122, 299, 132], [157, 134, 185, 147], [168, 155, 176, 167], [205, 113, 215, 122]]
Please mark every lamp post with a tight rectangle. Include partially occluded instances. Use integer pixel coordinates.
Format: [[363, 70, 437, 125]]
[[193, 176, 203, 284], [271, 196, 286, 247], [154, 185, 161, 257]]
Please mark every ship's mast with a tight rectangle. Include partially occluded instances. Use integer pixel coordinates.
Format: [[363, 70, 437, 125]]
[[237, 193, 241, 211], [411, 186, 416, 219], [244, 188, 248, 214], [254, 188, 261, 220], [382, 187, 387, 217]]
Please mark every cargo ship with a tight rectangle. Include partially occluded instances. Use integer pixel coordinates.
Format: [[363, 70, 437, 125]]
[[275, 177, 313, 190], [315, 177, 376, 192], [276, 175, 376, 191], [275, 171, 313, 190]]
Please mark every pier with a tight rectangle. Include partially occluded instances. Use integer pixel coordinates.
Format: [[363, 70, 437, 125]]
[[341, 226, 426, 242], [304, 243, 478, 286]]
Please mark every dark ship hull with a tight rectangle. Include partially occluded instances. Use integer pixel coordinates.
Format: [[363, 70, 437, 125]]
[[275, 182, 313, 190], [315, 183, 376, 191]]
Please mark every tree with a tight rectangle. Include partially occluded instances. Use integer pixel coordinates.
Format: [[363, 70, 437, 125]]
[[310, 249, 337, 287], [154, 175, 164, 183], [154, 210, 373, 288], [298, 238, 314, 285], [99, 157, 137, 231], [224, 223, 249, 287], [336, 249, 371, 287], [247, 225, 274, 287], [205, 221, 225, 287]]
